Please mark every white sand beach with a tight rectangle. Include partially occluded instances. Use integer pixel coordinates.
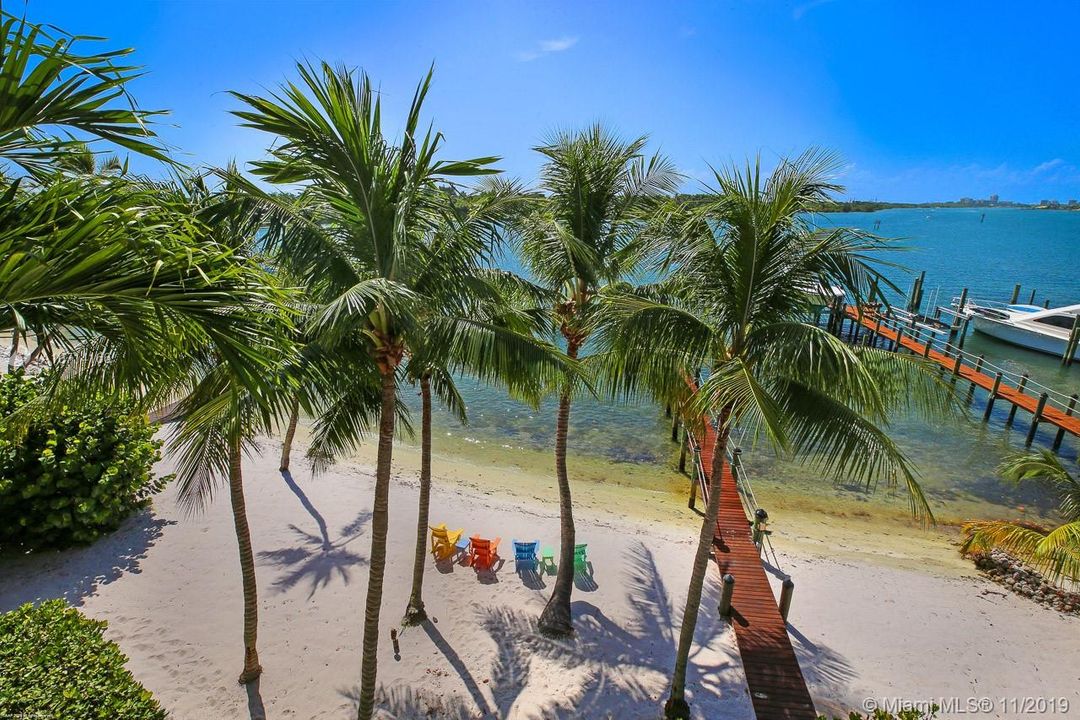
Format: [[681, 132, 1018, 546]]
[[2, 435, 1078, 719]]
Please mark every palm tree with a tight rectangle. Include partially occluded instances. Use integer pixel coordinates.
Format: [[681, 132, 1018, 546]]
[[0, 10, 167, 176], [0, 12, 278, 419], [54, 141, 125, 176], [508, 124, 680, 636], [596, 151, 954, 718], [962, 450, 1080, 583], [156, 175, 306, 685], [400, 184, 559, 624], [230, 63, 565, 720]]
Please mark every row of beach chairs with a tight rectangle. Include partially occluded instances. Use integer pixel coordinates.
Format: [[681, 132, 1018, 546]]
[[429, 524, 589, 575]]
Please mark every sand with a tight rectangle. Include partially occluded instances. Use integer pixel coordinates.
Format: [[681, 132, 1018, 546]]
[[2, 435, 1078, 719]]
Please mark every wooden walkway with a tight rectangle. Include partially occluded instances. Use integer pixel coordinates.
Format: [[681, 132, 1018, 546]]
[[692, 418, 817, 719], [843, 306, 1080, 440]]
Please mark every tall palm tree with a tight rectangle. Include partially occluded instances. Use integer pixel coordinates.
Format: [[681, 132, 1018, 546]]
[[401, 184, 559, 624], [508, 124, 680, 636], [597, 151, 954, 718], [154, 175, 308, 685], [962, 450, 1080, 583], [230, 63, 565, 720]]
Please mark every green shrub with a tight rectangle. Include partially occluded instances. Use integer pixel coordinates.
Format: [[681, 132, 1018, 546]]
[[0, 371, 170, 550], [819, 709, 938, 720], [0, 600, 167, 719]]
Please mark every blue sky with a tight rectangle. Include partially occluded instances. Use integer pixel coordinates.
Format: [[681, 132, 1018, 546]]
[[24, 0, 1080, 202]]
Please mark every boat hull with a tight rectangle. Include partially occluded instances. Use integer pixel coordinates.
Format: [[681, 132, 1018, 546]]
[[972, 314, 1079, 359]]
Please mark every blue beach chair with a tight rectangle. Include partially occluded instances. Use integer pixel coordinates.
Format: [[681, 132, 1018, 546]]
[[512, 539, 540, 573]]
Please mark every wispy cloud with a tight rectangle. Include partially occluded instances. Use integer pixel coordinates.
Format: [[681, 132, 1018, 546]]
[[517, 35, 579, 62], [793, 0, 839, 20], [841, 158, 1080, 202]]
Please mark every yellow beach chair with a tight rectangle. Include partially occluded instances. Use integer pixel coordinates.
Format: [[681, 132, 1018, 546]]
[[429, 524, 465, 561]]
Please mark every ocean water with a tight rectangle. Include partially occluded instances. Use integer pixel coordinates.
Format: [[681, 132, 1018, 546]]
[[412, 208, 1080, 524]]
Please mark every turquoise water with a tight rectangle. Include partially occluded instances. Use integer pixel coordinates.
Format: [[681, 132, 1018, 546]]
[[418, 208, 1080, 522]]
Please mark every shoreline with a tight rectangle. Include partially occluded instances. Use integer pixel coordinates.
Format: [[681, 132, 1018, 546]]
[[1, 435, 1078, 718]]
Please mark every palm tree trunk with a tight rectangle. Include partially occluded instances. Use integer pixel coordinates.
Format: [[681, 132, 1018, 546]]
[[665, 409, 731, 719], [538, 341, 579, 636], [404, 373, 432, 624], [229, 436, 262, 684], [279, 395, 300, 471], [357, 367, 397, 720]]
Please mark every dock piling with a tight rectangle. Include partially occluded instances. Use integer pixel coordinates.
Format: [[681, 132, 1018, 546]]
[[1053, 394, 1078, 451], [1026, 393, 1049, 447], [983, 372, 1003, 421], [718, 574, 735, 618], [779, 577, 795, 622], [1010, 283, 1021, 304], [1006, 374, 1029, 425], [1063, 316, 1080, 366]]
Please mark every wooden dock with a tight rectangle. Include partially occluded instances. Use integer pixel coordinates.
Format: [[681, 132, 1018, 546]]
[[690, 418, 817, 719], [842, 306, 1080, 444]]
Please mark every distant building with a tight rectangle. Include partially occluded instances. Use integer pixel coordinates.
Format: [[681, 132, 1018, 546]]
[[989, 194, 999, 205], [1068, 199, 1078, 208]]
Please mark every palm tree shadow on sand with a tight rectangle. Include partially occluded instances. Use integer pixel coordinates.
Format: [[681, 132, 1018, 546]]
[[787, 622, 856, 717], [0, 508, 174, 611], [256, 470, 370, 599], [350, 542, 749, 719]]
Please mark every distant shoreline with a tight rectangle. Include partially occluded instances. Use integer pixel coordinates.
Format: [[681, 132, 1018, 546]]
[[676, 195, 1080, 213]]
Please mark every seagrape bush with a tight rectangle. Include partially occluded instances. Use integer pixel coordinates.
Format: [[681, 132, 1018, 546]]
[[0, 371, 169, 550], [0, 600, 167, 719]]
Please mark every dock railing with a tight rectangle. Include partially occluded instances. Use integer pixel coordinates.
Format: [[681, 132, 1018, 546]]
[[845, 306, 1079, 448]]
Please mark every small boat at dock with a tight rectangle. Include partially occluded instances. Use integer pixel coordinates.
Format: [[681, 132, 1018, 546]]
[[967, 302, 1080, 359]]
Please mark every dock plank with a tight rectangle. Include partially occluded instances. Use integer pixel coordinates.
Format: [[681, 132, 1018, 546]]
[[691, 408, 817, 720]]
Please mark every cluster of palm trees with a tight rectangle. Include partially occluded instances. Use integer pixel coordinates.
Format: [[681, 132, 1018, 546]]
[[1, 11, 959, 720]]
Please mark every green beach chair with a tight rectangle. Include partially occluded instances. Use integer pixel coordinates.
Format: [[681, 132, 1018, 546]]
[[573, 543, 589, 573]]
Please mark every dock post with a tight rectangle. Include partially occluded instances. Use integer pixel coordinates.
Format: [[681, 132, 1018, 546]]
[[671, 414, 679, 442], [957, 315, 972, 349], [922, 337, 932, 358], [1053, 394, 1078, 451], [970, 355, 984, 394], [908, 270, 926, 313], [1007, 374, 1029, 425], [779, 577, 795, 622], [1026, 393, 1049, 447], [731, 447, 742, 483], [893, 327, 905, 353], [983, 372, 1003, 421], [951, 352, 964, 377], [956, 288, 969, 316], [1062, 316, 1080, 366], [678, 430, 688, 474], [718, 574, 735, 618], [950, 288, 969, 342], [1029, 288, 1037, 305], [1010, 283, 1021, 304]]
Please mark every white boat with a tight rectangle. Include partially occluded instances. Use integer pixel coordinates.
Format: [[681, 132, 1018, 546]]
[[970, 302, 1080, 359]]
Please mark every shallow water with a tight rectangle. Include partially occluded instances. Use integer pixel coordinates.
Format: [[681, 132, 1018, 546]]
[[405, 208, 1079, 525]]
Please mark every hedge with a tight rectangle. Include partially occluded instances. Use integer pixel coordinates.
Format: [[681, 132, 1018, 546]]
[[0, 371, 169, 550], [0, 600, 167, 719]]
